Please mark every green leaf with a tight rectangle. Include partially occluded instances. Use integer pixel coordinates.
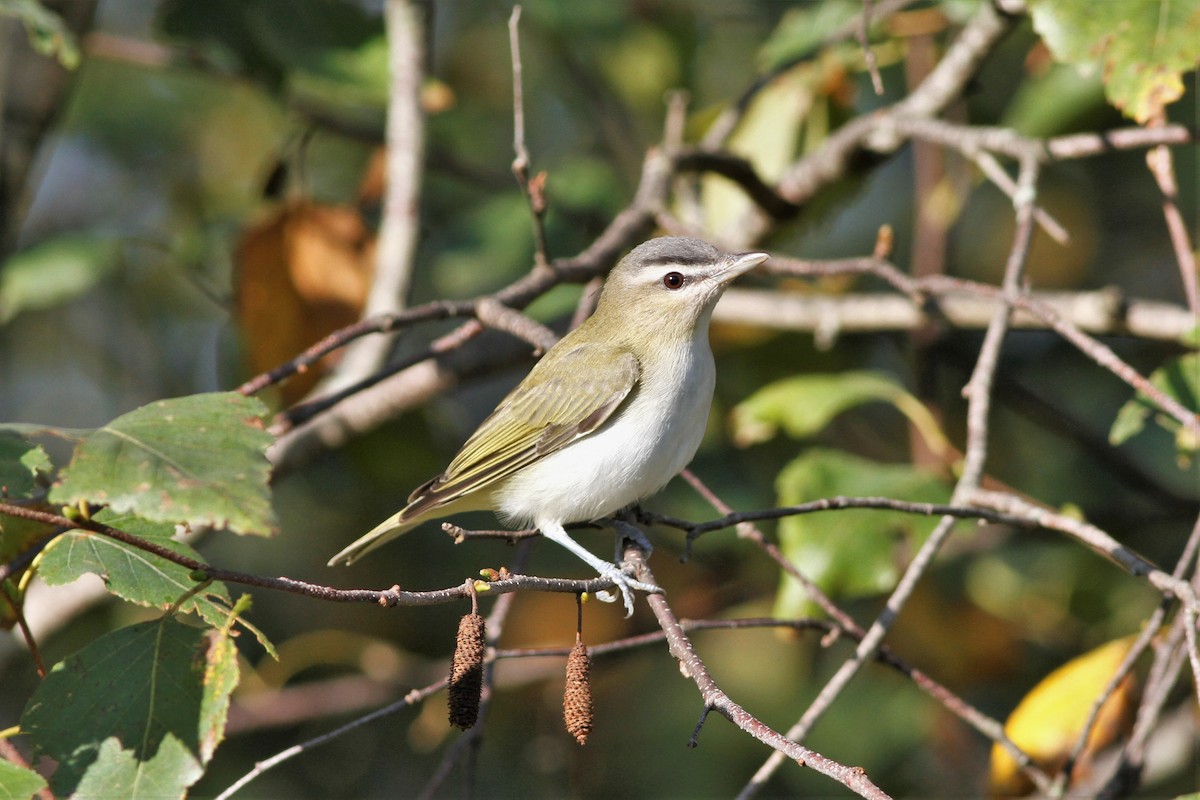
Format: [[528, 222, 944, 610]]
[[1109, 352, 1200, 457], [50, 392, 278, 536], [22, 616, 240, 798], [0, 758, 48, 800], [758, 0, 860, 71], [0, 233, 121, 322], [1027, 0, 1200, 123], [730, 371, 951, 458], [1002, 63, 1108, 138], [0, 0, 80, 68], [0, 431, 51, 499], [38, 510, 274, 654], [772, 448, 951, 618], [0, 513, 54, 564]]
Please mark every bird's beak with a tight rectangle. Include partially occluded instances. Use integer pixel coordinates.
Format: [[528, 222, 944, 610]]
[[718, 251, 769, 283]]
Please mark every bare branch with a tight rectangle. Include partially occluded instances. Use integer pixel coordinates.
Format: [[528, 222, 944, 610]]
[[215, 678, 450, 800], [715, 286, 1194, 342], [1146, 136, 1199, 314], [508, 5, 551, 270], [677, 471, 1053, 795], [627, 547, 894, 800], [331, 0, 427, 382]]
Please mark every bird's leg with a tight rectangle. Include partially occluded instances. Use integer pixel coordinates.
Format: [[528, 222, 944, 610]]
[[538, 522, 659, 617], [608, 509, 654, 559]]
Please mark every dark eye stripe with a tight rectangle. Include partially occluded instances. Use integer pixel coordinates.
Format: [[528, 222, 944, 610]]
[[644, 254, 713, 268]]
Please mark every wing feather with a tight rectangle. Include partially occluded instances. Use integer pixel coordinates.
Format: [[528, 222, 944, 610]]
[[399, 343, 640, 520]]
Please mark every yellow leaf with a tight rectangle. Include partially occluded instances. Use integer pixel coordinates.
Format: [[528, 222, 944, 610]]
[[989, 635, 1140, 797]]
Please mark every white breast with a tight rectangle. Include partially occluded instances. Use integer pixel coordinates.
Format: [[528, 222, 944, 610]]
[[494, 335, 715, 528]]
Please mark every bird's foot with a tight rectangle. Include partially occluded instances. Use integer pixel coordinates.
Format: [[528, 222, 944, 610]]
[[592, 562, 661, 617]]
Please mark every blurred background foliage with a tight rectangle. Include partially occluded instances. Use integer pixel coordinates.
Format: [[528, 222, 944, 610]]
[[0, 0, 1196, 797]]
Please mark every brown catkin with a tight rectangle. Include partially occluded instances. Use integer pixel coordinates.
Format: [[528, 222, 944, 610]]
[[448, 612, 486, 729], [563, 640, 593, 745]]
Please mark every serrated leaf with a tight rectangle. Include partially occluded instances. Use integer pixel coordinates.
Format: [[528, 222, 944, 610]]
[[38, 510, 273, 654], [773, 448, 951, 618], [50, 392, 278, 536], [22, 617, 240, 799], [730, 371, 951, 458], [990, 636, 1138, 796], [0, 757, 48, 800], [1028, 0, 1200, 123], [0, 431, 50, 499]]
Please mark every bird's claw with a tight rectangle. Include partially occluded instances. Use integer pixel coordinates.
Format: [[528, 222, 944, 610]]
[[594, 563, 661, 617]]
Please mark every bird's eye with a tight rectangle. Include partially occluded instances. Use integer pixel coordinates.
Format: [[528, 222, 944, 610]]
[[663, 271, 684, 290]]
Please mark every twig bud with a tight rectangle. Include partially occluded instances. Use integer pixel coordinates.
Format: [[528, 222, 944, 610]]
[[448, 612, 486, 729], [563, 640, 593, 745]]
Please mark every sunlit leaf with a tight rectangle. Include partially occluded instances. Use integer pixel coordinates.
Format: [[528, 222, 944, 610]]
[[699, 69, 812, 240], [50, 393, 278, 536], [1109, 352, 1199, 459], [772, 448, 950, 618], [990, 636, 1139, 796], [0, 758, 48, 800], [1028, 0, 1200, 123], [22, 617, 240, 799], [38, 510, 274, 654], [730, 371, 951, 458]]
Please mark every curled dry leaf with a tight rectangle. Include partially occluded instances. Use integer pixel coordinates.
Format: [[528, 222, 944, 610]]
[[234, 200, 375, 404]]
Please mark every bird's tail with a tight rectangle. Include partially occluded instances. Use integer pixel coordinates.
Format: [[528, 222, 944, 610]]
[[327, 511, 420, 566]]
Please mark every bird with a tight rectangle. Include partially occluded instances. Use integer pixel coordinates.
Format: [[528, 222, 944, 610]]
[[329, 236, 769, 615]]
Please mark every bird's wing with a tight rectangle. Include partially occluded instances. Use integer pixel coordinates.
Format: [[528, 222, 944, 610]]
[[401, 342, 640, 518]]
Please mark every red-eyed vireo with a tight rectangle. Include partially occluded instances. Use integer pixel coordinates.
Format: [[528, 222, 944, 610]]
[[329, 237, 769, 614]]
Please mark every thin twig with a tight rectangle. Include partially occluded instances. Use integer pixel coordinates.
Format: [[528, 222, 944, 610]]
[[643, 495, 1023, 547], [701, 0, 919, 148], [0, 737, 54, 800], [417, 543, 531, 799], [1146, 136, 1199, 314], [678, 470, 1052, 794], [0, 504, 651, 608], [508, 5, 551, 271], [0, 581, 45, 678], [474, 297, 559, 355], [966, 490, 1200, 618], [1060, 512, 1200, 795], [626, 547, 893, 800], [215, 678, 450, 800], [741, 156, 1042, 798], [858, 0, 884, 95]]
